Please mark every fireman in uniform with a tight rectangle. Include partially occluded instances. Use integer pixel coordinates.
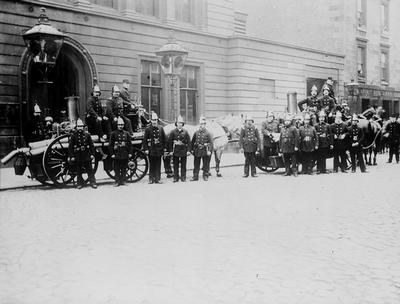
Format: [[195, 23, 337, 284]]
[[25, 103, 46, 143], [107, 85, 133, 134], [298, 85, 320, 118], [191, 116, 213, 181], [325, 77, 336, 99], [143, 112, 166, 184], [86, 84, 110, 140], [120, 79, 140, 131], [261, 111, 279, 164], [239, 115, 261, 178], [349, 114, 367, 173], [318, 85, 336, 122], [168, 115, 191, 182], [279, 114, 300, 176], [110, 117, 132, 186], [299, 113, 318, 174], [331, 111, 349, 173], [383, 113, 400, 163], [68, 119, 97, 189], [44, 116, 55, 139], [314, 111, 333, 174]]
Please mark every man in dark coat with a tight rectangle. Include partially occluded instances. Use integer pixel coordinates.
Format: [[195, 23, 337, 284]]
[[120, 79, 140, 132], [68, 119, 97, 189], [349, 114, 367, 173], [191, 116, 213, 181], [314, 111, 333, 174], [318, 85, 336, 122], [383, 113, 400, 163], [239, 115, 261, 178], [297, 85, 320, 113], [331, 111, 349, 173], [169, 115, 191, 182], [279, 114, 300, 176], [24, 103, 46, 144], [110, 117, 132, 186], [261, 111, 279, 164], [106, 85, 133, 134], [143, 112, 166, 184], [86, 84, 111, 140], [299, 113, 318, 174]]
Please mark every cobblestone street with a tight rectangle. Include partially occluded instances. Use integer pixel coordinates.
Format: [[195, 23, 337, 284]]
[[1, 153, 400, 304]]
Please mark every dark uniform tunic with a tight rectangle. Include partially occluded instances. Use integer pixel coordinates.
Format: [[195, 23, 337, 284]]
[[143, 125, 166, 183], [239, 125, 260, 176], [314, 121, 333, 173], [107, 97, 133, 133], [120, 88, 140, 131], [110, 129, 132, 185], [279, 125, 299, 174], [68, 129, 96, 185], [298, 96, 320, 112], [348, 124, 366, 172], [299, 124, 318, 174], [86, 96, 111, 138], [383, 121, 400, 163], [25, 116, 46, 143], [318, 96, 336, 116], [261, 120, 279, 164], [191, 128, 214, 179], [331, 122, 349, 172], [169, 127, 191, 181]]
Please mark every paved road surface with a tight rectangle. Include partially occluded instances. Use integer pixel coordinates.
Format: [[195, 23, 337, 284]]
[[1, 154, 400, 303]]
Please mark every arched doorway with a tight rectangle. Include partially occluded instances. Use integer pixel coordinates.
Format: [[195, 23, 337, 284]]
[[20, 37, 97, 125]]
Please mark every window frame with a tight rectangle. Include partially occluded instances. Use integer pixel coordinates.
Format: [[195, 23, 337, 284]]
[[380, 1, 390, 34], [139, 60, 163, 115], [380, 49, 389, 84], [135, 0, 160, 18], [89, 0, 118, 9], [357, 0, 367, 29], [179, 65, 199, 124], [175, 0, 194, 24], [356, 44, 367, 82]]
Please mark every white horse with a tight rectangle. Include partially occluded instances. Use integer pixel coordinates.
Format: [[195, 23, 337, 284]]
[[163, 115, 243, 176]]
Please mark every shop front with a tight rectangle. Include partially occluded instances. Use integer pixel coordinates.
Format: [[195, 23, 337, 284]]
[[345, 82, 400, 118]]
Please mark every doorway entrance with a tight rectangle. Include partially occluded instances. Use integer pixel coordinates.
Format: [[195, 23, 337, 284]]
[[21, 37, 97, 125]]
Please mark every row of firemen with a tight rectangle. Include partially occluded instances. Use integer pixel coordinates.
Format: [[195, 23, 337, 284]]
[[239, 109, 400, 178], [67, 113, 213, 189]]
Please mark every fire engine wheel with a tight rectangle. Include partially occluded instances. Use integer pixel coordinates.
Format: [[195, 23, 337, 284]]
[[255, 153, 279, 172], [104, 148, 149, 183], [43, 134, 99, 187]]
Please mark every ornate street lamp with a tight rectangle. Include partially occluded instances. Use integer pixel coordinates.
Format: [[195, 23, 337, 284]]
[[345, 79, 360, 112], [22, 7, 65, 83], [155, 31, 188, 120]]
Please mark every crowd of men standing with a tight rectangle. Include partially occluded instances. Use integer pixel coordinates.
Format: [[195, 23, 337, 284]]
[[24, 77, 400, 189]]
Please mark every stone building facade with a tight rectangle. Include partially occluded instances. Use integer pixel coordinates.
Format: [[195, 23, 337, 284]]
[[235, 0, 400, 115], [0, 0, 344, 156]]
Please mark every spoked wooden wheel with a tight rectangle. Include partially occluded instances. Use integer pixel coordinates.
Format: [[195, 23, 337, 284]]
[[105, 148, 149, 183], [43, 134, 99, 187], [255, 153, 279, 172], [43, 134, 74, 186]]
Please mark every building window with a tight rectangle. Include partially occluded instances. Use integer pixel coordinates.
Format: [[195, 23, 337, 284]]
[[381, 51, 389, 83], [141, 61, 162, 115], [357, 0, 366, 28], [136, 0, 159, 17], [90, 0, 118, 9], [175, 0, 192, 23], [357, 45, 366, 80], [180, 66, 198, 124], [258, 78, 275, 105], [381, 2, 389, 33]]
